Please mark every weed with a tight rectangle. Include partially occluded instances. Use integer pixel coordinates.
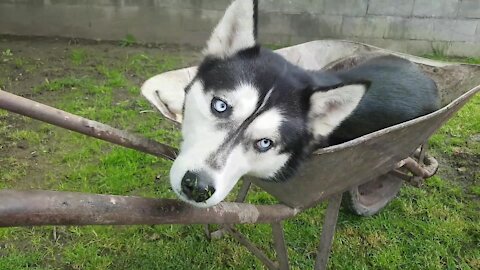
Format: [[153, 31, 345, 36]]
[[70, 49, 87, 65], [0, 110, 8, 118], [2, 48, 13, 57], [119, 34, 137, 47], [8, 130, 42, 145], [96, 66, 127, 88]]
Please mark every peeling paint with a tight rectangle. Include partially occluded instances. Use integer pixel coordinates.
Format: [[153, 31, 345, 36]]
[[215, 204, 260, 223]]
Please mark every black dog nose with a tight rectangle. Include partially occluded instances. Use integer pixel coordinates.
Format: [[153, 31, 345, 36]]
[[181, 171, 216, 203]]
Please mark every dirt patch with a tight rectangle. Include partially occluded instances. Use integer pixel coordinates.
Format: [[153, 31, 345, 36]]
[[433, 149, 480, 191]]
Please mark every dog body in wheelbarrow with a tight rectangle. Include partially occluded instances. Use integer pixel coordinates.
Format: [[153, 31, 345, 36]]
[[0, 0, 479, 269]]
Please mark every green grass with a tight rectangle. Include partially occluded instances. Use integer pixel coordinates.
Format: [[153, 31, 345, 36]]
[[70, 49, 87, 65], [0, 39, 479, 269]]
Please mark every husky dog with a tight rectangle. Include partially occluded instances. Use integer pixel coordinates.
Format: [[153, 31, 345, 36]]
[[142, 0, 439, 207]]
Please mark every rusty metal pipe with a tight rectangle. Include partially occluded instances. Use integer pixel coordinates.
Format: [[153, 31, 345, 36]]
[[0, 190, 298, 227], [0, 90, 178, 161]]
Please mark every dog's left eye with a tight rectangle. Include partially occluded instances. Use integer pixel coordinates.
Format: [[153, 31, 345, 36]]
[[211, 97, 229, 114], [255, 139, 274, 152]]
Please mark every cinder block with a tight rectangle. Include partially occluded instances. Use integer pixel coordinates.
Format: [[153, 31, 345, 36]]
[[324, 0, 368, 16], [260, 0, 324, 14], [259, 12, 296, 36], [413, 0, 459, 18], [341, 16, 387, 38], [261, 12, 343, 39], [259, 0, 284, 13], [458, 0, 480, 19], [384, 17, 434, 40], [368, 0, 414, 16], [181, 9, 223, 32], [295, 14, 344, 38], [476, 22, 480, 42], [260, 33, 294, 46], [316, 15, 344, 38], [447, 41, 480, 56], [433, 19, 478, 42], [288, 13, 323, 37]]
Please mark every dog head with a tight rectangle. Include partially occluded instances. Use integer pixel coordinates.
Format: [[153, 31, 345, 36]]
[[142, 0, 367, 207]]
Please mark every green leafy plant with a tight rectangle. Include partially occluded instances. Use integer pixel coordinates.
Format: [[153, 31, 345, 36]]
[[119, 34, 137, 47]]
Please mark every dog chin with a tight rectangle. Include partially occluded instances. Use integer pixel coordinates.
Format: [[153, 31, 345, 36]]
[[173, 189, 227, 208]]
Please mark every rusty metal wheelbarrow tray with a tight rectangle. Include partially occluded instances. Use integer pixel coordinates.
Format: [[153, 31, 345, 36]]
[[0, 40, 479, 270]]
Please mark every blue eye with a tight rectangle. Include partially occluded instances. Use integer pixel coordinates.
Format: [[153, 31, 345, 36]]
[[255, 139, 274, 152], [211, 97, 229, 113]]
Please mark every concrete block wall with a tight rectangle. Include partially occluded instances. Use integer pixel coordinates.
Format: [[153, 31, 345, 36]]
[[0, 0, 479, 57]]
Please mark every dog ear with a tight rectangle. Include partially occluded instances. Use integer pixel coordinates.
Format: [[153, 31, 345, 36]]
[[204, 0, 259, 58], [307, 82, 369, 139], [141, 72, 191, 124]]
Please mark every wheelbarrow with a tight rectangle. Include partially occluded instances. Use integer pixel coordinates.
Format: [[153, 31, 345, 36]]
[[0, 40, 478, 270]]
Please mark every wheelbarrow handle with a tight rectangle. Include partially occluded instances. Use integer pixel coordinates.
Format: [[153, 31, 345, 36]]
[[0, 90, 178, 161]]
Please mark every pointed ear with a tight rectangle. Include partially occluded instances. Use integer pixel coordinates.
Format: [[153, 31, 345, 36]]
[[308, 82, 369, 138], [141, 72, 189, 124], [204, 0, 259, 58]]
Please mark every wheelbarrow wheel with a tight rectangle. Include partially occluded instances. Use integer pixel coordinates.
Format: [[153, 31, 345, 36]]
[[342, 173, 403, 216]]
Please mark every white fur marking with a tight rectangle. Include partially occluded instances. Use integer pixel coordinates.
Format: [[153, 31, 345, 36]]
[[223, 83, 259, 120], [246, 108, 284, 140], [246, 108, 290, 178], [258, 87, 274, 111]]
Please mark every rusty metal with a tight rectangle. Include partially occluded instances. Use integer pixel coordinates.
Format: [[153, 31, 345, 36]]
[[0, 190, 298, 227], [401, 157, 438, 179], [412, 143, 429, 186], [0, 90, 178, 161], [392, 149, 439, 186], [314, 193, 343, 270]]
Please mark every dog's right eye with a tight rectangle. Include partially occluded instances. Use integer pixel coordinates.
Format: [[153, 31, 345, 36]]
[[254, 139, 274, 153], [211, 97, 231, 115]]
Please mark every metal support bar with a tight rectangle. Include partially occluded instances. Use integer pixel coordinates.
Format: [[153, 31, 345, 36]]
[[224, 226, 279, 270], [205, 180, 253, 239], [0, 190, 298, 227], [314, 193, 343, 270], [272, 222, 289, 270], [0, 90, 178, 161], [411, 143, 428, 186], [393, 145, 439, 187], [235, 179, 252, 203]]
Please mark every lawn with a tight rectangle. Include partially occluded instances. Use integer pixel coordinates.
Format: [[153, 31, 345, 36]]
[[0, 36, 479, 270]]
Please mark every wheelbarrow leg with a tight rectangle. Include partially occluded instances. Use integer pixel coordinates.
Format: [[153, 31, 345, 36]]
[[314, 193, 343, 270], [205, 179, 252, 239], [411, 142, 428, 186], [272, 222, 289, 270]]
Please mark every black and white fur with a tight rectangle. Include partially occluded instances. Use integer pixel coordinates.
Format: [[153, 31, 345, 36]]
[[142, 0, 439, 207]]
